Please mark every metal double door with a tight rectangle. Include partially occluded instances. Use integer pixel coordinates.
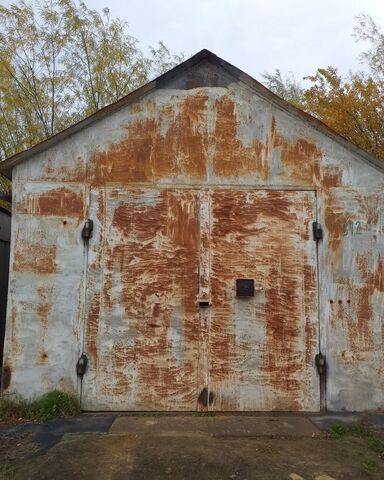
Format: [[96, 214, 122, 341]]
[[81, 188, 319, 411]]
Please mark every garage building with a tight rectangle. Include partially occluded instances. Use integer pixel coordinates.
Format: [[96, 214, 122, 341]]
[[1, 50, 383, 412]]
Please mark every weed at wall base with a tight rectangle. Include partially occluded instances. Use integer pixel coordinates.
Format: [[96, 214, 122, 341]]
[[0, 390, 80, 423]]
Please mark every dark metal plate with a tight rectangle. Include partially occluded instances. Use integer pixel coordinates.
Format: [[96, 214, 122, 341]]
[[236, 279, 255, 297]]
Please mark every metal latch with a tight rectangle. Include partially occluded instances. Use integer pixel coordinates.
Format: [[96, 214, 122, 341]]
[[76, 353, 88, 377], [199, 301, 210, 307], [81, 219, 94, 241], [315, 352, 326, 376], [312, 221, 323, 241]]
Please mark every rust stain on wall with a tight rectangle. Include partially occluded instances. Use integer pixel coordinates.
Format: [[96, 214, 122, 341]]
[[11, 304, 19, 354], [87, 294, 101, 366], [353, 254, 383, 350], [90, 95, 208, 185], [323, 189, 348, 253], [212, 96, 267, 181], [41, 157, 86, 182], [326, 188, 383, 361], [209, 190, 318, 411], [84, 94, 332, 189], [212, 105, 326, 187], [324, 189, 382, 254], [0, 365, 11, 390], [13, 242, 57, 274], [16, 187, 84, 217], [37, 287, 52, 331], [36, 287, 52, 364], [329, 279, 374, 353], [321, 166, 343, 189], [271, 117, 322, 185], [84, 189, 200, 409], [39, 351, 48, 364]]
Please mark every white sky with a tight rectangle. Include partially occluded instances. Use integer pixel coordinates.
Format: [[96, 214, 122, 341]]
[[2, 0, 384, 81]]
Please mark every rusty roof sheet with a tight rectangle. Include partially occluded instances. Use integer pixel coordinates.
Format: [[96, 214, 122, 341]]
[[1, 49, 384, 179]]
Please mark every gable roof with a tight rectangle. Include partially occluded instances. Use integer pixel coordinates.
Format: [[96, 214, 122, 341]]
[[1, 48, 384, 179]]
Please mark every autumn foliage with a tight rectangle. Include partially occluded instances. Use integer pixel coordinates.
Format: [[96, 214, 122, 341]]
[[304, 69, 384, 160], [263, 14, 384, 161]]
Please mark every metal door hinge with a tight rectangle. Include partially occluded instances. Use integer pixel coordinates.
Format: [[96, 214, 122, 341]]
[[312, 221, 323, 241], [315, 352, 326, 376], [81, 219, 94, 241], [76, 353, 88, 377]]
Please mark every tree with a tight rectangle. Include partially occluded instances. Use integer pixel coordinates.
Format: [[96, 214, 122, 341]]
[[0, 174, 11, 210], [354, 14, 384, 80], [303, 68, 384, 160], [0, 0, 184, 210], [61, 1, 147, 117], [0, 0, 184, 158], [262, 69, 305, 108], [263, 15, 384, 161]]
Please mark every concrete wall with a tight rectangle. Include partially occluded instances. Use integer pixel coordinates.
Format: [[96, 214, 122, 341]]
[[2, 60, 384, 410]]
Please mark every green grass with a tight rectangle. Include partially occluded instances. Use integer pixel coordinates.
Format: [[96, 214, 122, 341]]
[[329, 422, 384, 472], [367, 436, 384, 453], [0, 390, 80, 423], [362, 459, 378, 472], [0, 461, 16, 479], [329, 422, 371, 439]]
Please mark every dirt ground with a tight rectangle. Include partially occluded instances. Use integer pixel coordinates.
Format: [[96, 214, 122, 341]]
[[1, 416, 384, 479]]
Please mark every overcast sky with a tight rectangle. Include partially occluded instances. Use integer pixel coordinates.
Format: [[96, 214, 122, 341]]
[[84, 0, 384, 82], [2, 0, 384, 81]]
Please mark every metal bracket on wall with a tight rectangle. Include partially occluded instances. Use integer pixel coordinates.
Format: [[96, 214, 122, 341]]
[[315, 352, 326, 376], [81, 219, 94, 242], [315, 352, 327, 412], [76, 353, 88, 377], [312, 221, 323, 241]]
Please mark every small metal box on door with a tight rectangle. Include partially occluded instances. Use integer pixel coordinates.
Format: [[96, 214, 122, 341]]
[[236, 279, 255, 297]]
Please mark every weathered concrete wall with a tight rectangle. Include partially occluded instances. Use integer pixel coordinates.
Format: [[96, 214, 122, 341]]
[[3, 61, 384, 410], [2, 183, 86, 396], [319, 187, 384, 410]]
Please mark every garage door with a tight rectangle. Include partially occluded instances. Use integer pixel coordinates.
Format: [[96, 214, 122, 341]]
[[81, 188, 319, 411]]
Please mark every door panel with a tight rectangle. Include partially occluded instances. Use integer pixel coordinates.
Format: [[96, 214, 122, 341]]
[[82, 188, 200, 410], [82, 188, 319, 411], [208, 190, 319, 411]]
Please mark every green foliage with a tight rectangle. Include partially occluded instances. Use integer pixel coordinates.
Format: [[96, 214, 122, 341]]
[[329, 422, 384, 472], [361, 458, 377, 472], [367, 435, 384, 453], [354, 14, 384, 80], [0, 0, 184, 161], [0, 390, 81, 423], [262, 69, 305, 108], [329, 422, 370, 439], [303, 68, 384, 160], [0, 173, 11, 211]]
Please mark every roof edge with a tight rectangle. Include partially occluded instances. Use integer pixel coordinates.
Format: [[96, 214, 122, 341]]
[[1, 48, 384, 178]]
